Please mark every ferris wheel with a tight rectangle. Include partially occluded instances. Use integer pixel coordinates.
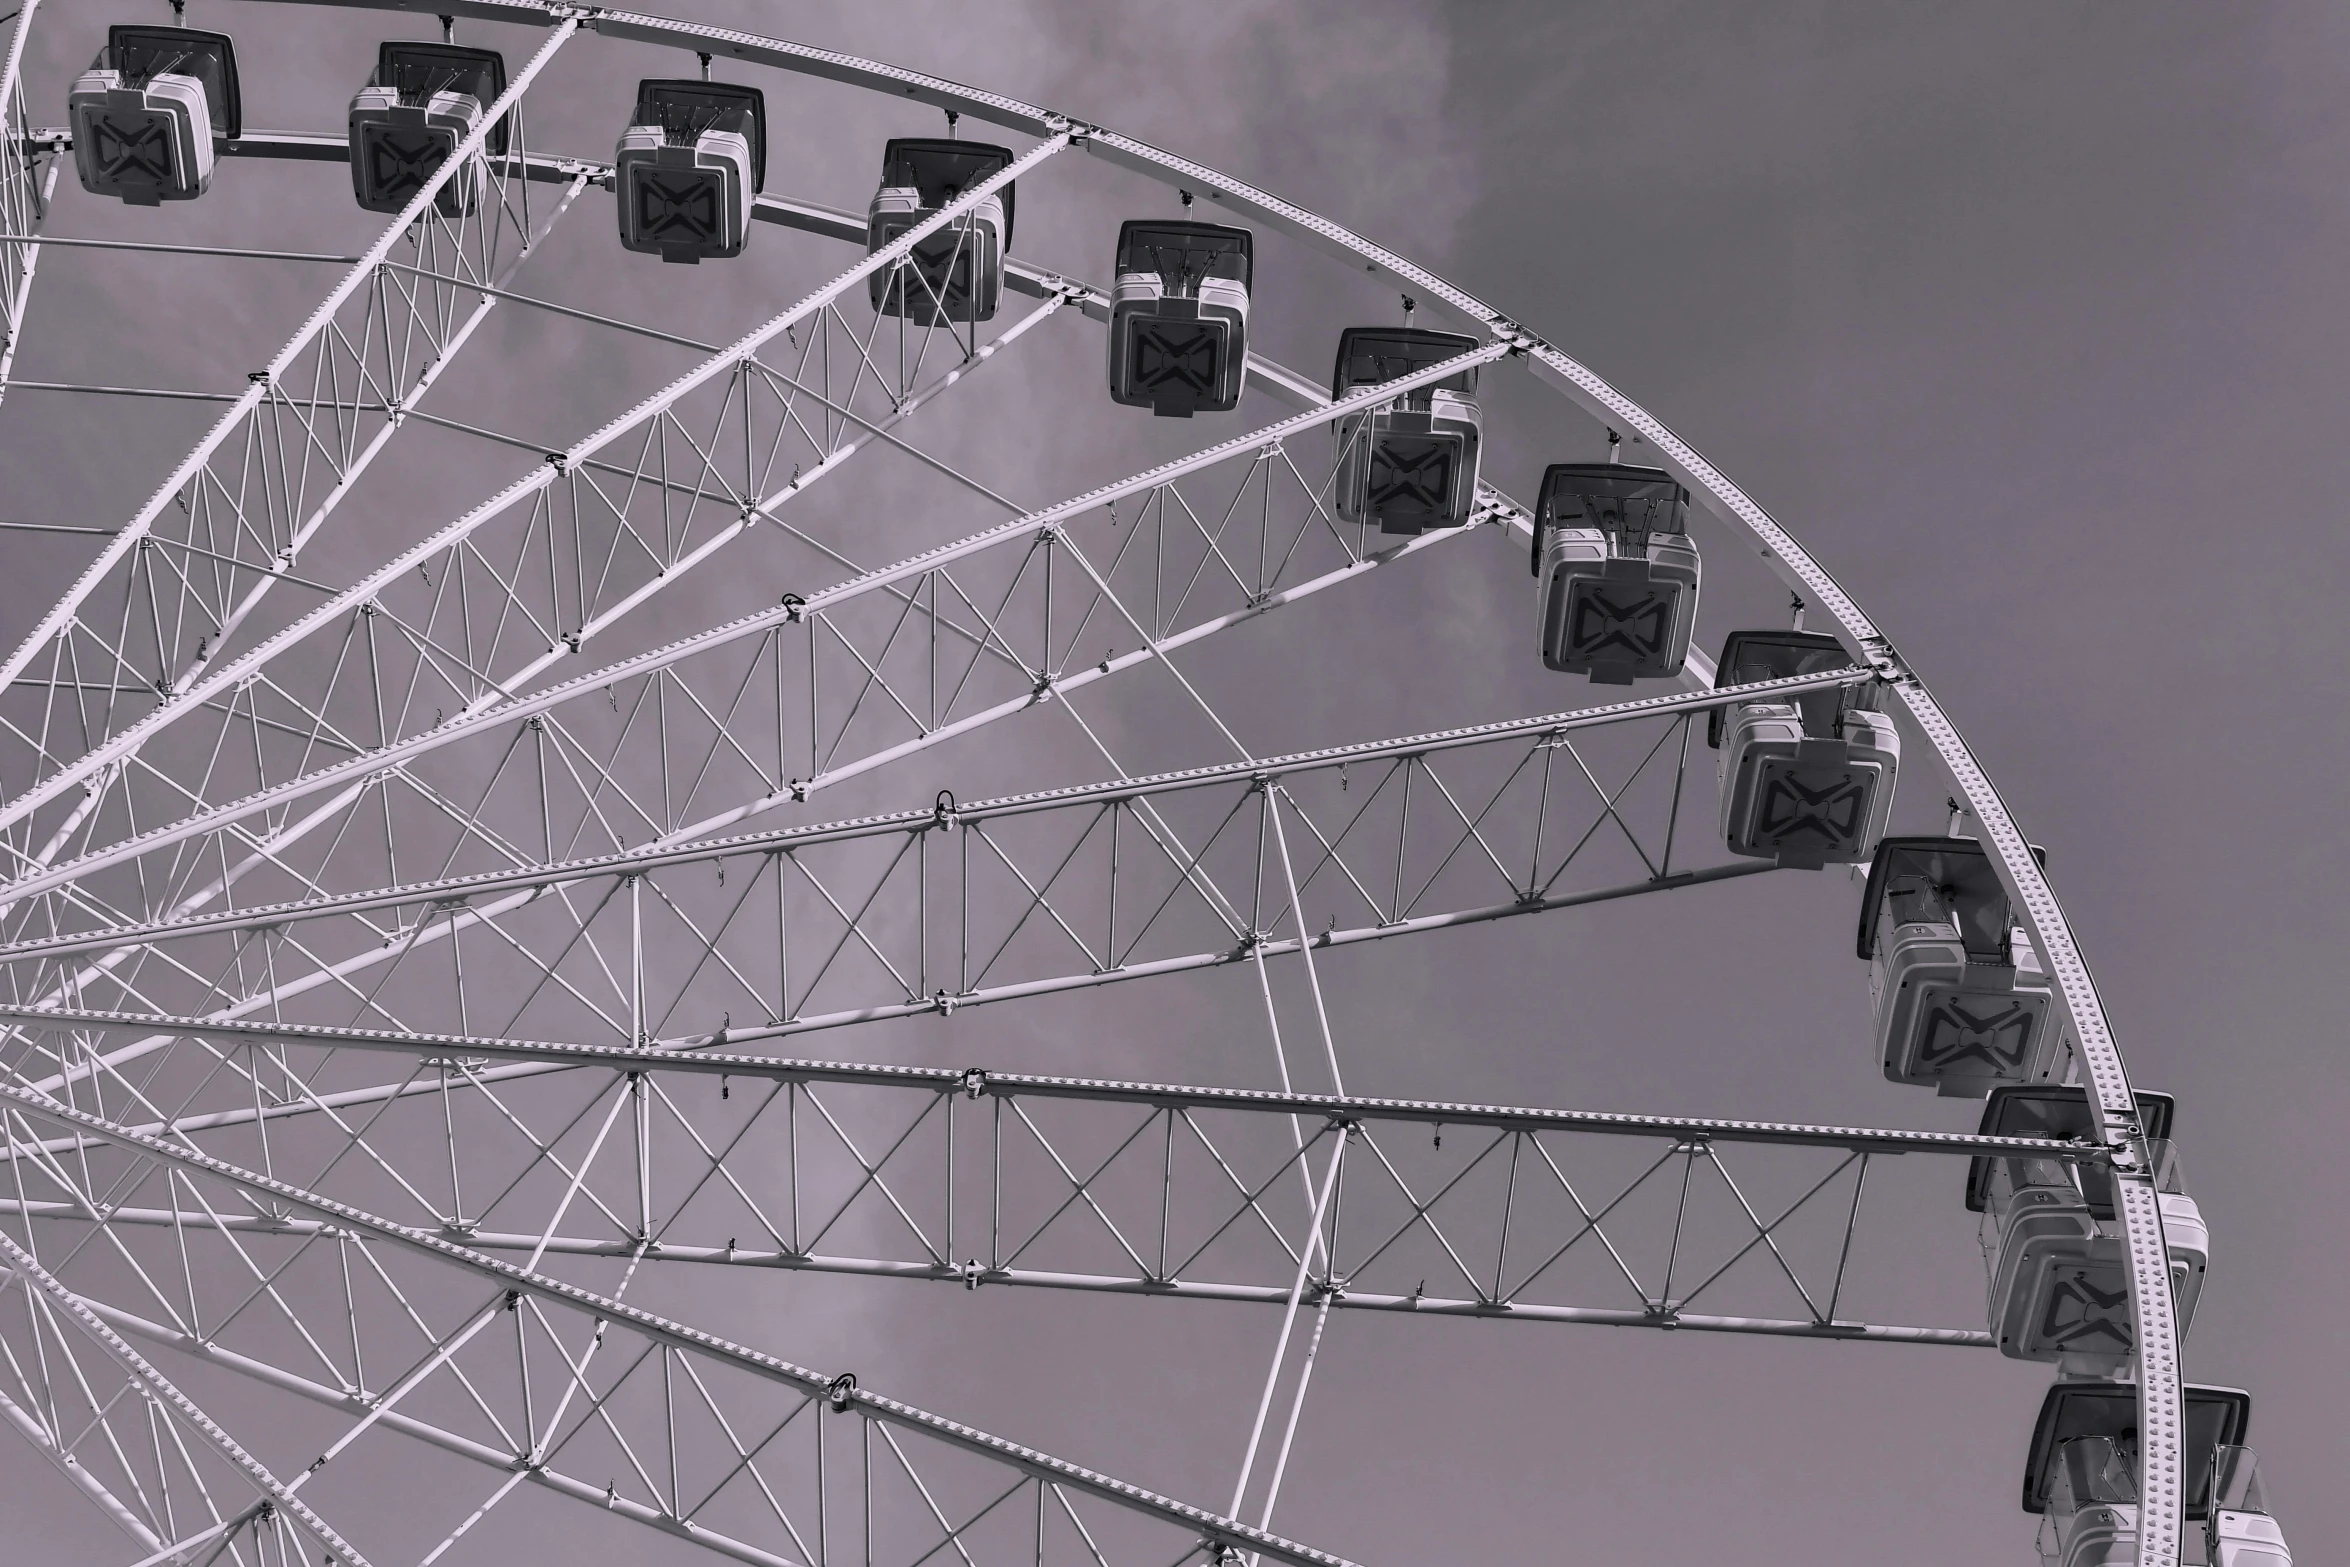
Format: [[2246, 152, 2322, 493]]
[[0, 3, 2297, 1566]]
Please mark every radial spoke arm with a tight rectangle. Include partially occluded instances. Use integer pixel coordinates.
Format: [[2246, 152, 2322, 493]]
[[0, 1081, 1363, 1567], [0, 1016, 2060, 1344]]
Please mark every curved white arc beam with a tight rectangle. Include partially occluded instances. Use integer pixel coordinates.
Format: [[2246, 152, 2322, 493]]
[[0, 1002, 2105, 1162], [0, 19, 581, 711], [0, 667, 1862, 962], [0, 129, 1070, 847], [0, 1083, 1361, 1567], [0, 1231, 375, 1567], [0, 340, 1502, 910], [1082, 98, 2183, 1567]]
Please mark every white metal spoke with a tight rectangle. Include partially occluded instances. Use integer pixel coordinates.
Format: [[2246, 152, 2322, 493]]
[[0, 1010, 2084, 1344], [0, 1082, 1362, 1567]]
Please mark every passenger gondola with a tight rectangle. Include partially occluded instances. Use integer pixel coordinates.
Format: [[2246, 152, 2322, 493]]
[[70, 25, 240, 204], [868, 138, 1013, 323], [1968, 1086, 2205, 1367], [1857, 835, 2061, 1095], [2024, 1383, 2253, 1567], [1106, 220, 1252, 416], [1710, 629, 1898, 866], [615, 79, 764, 262], [1531, 461, 1700, 682], [348, 42, 505, 216], [1330, 326, 1482, 533]]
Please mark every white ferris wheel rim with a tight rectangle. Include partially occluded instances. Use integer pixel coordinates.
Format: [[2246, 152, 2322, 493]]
[[0, 3, 2195, 1564]]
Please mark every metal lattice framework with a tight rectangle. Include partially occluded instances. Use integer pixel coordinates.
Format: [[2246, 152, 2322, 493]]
[[0, 3, 2211, 1564]]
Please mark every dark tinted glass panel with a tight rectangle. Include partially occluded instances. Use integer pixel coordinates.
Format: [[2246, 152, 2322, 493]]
[[110, 26, 239, 138]]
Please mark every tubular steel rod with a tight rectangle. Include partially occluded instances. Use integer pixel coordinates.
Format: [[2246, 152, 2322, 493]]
[[0, 1003, 2105, 1162], [0, 1082, 1362, 1567]]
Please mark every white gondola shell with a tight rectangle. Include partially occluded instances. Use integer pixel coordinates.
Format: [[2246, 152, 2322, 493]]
[[1710, 630, 1896, 866], [1107, 220, 1252, 417], [868, 139, 1012, 324], [1533, 464, 1701, 683], [1719, 701, 1899, 866], [1331, 327, 1483, 534], [2037, 1440, 2140, 1567], [70, 69, 216, 204], [1872, 915, 2059, 1094], [618, 126, 754, 260], [1860, 836, 2063, 1095], [616, 80, 762, 263], [349, 85, 485, 215], [1981, 1154, 2205, 1367], [2025, 1384, 2254, 1567], [69, 27, 237, 205], [2208, 1450, 2294, 1567]]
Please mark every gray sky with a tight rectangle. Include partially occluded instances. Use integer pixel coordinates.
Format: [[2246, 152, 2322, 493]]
[[3, 2, 2344, 1563]]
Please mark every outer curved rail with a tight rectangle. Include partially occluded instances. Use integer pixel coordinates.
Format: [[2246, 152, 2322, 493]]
[[77, 1, 2192, 1558]]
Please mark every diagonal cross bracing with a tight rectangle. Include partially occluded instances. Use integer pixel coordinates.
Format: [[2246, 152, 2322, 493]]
[[0, 127, 1073, 860], [0, 336, 1506, 917], [0, 1230, 374, 1565], [0, 1080, 1363, 1567], [0, 21, 584, 807], [0, 1010, 2025, 1346], [0, 668, 1865, 964]]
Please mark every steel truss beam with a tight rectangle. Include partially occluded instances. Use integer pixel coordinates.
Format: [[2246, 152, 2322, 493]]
[[0, 999, 2052, 1344], [0, 674, 1856, 1081], [0, 1081, 1360, 1567], [0, 1231, 371, 1565], [0, 338, 1510, 979], [0, 127, 1070, 886], [0, 23, 585, 860]]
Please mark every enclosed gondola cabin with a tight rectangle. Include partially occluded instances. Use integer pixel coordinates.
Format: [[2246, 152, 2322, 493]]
[[1710, 629, 1898, 867], [1532, 462, 1700, 683], [868, 138, 1014, 324], [348, 42, 505, 217], [70, 26, 241, 204], [2024, 1384, 2252, 1567], [1858, 836, 2062, 1095], [616, 80, 765, 262], [1330, 327, 1483, 533], [1966, 1086, 2204, 1368], [1107, 220, 1252, 417]]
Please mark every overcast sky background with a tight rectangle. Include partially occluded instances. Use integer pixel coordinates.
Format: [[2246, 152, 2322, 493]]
[[3, 2, 2345, 1564]]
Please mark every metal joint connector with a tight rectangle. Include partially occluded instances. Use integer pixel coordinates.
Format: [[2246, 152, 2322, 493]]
[[780, 593, 806, 624], [825, 1371, 858, 1412], [544, 452, 568, 473], [787, 779, 809, 803], [933, 789, 958, 830], [959, 1259, 985, 1290], [958, 1065, 986, 1096]]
